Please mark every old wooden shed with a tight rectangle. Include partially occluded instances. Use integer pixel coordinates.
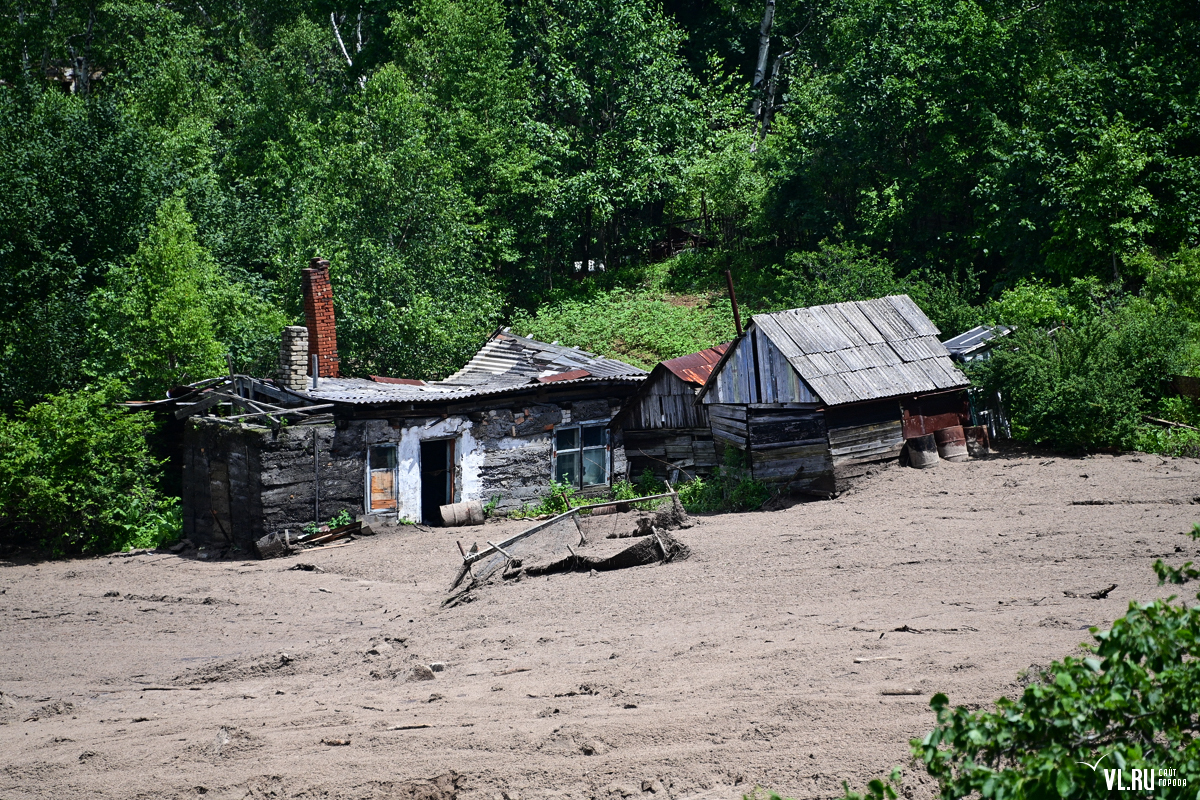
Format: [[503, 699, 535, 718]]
[[611, 343, 729, 481], [696, 296, 971, 494]]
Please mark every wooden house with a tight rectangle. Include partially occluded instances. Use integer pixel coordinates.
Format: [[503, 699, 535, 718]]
[[696, 296, 971, 495], [611, 343, 729, 481]]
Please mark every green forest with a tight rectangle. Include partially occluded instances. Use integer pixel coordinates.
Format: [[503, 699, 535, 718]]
[[2, 0, 1200, 551]]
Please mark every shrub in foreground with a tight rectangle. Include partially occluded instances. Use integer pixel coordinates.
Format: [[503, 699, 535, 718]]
[[0, 384, 178, 556]]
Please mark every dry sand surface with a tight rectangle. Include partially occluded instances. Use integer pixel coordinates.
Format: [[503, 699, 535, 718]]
[[3, 449, 1199, 800]]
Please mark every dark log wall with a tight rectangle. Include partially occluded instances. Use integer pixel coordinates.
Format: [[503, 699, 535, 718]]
[[182, 420, 364, 552], [825, 399, 904, 489]]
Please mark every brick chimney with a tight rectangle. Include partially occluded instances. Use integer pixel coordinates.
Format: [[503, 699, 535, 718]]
[[278, 326, 310, 391], [302, 257, 339, 378]]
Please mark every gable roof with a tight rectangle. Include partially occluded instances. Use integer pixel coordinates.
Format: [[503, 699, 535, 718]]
[[292, 329, 646, 406], [699, 296, 970, 407], [660, 342, 731, 387]]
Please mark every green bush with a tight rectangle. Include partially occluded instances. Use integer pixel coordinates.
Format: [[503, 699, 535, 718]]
[[0, 383, 178, 556], [976, 298, 1187, 450], [677, 447, 769, 513]]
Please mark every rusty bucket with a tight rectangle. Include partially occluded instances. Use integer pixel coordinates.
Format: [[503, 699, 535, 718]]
[[935, 425, 969, 462], [907, 433, 940, 469], [964, 425, 990, 457], [440, 500, 485, 527]]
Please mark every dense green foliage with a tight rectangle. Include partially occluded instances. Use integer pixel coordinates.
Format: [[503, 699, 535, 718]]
[[3, 0, 1200, 548], [833, 532, 1200, 800], [3, 0, 1198, 406], [0, 383, 179, 555]]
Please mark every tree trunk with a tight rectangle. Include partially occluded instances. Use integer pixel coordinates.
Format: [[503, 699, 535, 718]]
[[753, 0, 775, 89]]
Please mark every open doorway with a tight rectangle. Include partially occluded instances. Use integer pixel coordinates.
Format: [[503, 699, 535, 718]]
[[420, 438, 456, 525]]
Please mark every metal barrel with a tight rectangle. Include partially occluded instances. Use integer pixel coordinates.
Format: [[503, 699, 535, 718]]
[[907, 433, 940, 469], [934, 425, 969, 462], [964, 425, 990, 457], [440, 500, 485, 527]]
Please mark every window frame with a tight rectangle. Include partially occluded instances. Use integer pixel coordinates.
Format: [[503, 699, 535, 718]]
[[552, 422, 610, 489], [365, 443, 400, 513]]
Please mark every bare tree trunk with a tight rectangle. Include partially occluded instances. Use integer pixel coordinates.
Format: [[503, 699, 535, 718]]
[[331, 12, 354, 67], [753, 0, 775, 90]]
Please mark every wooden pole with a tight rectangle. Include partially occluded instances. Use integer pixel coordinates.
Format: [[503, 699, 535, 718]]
[[726, 270, 743, 335]]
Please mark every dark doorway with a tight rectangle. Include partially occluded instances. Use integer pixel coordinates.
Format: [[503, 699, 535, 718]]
[[420, 439, 456, 525]]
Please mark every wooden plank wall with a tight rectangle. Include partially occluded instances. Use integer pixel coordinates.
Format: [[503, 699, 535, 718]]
[[825, 399, 904, 488], [708, 403, 749, 448], [745, 406, 834, 490], [706, 333, 758, 404], [623, 369, 709, 431], [756, 331, 819, 404], [623, 428, 718, 479], [705, 328, 818, 405]]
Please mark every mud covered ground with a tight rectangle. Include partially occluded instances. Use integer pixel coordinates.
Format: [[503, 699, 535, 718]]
[[3, 448, 1199, 800]]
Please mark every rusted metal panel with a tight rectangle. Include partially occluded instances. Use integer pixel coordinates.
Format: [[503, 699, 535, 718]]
[[900, 390, 971, 438], [539, 368, 591, 383], [660, 342, 729, 386]]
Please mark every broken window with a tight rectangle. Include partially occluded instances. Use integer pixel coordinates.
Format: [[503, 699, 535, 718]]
[[553, 424, 608, 488], [368, 444, 398, 511]]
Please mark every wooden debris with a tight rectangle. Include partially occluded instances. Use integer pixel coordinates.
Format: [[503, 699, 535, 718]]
[[493, 667, 531, 676], [321, 738, 351, 746], [880, 688, 922, 696], [854, 656, 903, 663], [388, 724, 431, 731], [1063, 584, 1117, 600]]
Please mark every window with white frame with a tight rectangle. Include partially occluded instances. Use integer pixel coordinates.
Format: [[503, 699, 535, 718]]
[[553, 424, 609, 488]]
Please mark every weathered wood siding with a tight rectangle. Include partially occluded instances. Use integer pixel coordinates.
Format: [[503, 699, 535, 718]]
[[756, 331, 819, 403], [704, 329, 818, 405], [745, 406, 834, 491], [623, 428, 718, 479], [622, 369, 709, 431], [708, 403, 749, 448], [824, 399, 904, 488]]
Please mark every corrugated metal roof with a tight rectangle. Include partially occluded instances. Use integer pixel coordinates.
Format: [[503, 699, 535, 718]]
[[941, 324, 1013, 357], [296, 330, 646, 406], [746, 295, 970, 406], [660, 342, 730, 387]]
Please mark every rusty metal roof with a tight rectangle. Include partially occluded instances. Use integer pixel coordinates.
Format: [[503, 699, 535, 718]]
[[660, 342, 730, 387]]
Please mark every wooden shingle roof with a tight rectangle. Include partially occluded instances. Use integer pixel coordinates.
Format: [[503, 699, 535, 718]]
[[707, 296, 969, 407]]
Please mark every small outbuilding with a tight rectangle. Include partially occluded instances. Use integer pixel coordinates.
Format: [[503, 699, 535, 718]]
[[697, 296, 971, 495], [611, 343, 730, 482]]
